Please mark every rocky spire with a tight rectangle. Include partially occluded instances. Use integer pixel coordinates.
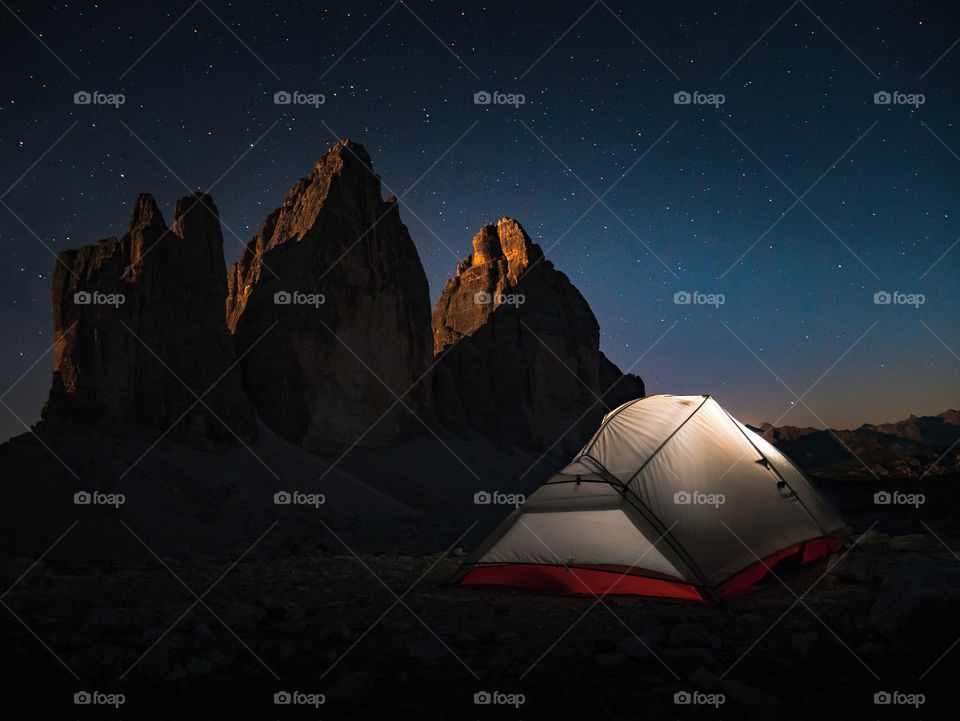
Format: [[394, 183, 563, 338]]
[[42, 192, 256, 442], [225, 139, 433, 451], [432, 218, 644, 453]]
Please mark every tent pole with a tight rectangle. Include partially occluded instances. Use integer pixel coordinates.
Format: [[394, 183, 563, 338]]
[[722, 409, 829, 536]]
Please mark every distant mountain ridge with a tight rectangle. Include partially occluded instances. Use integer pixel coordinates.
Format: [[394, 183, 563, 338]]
[[753, 410, 960, 479]]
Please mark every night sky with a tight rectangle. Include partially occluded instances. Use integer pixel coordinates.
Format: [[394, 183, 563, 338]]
[[2, 0, 958, 444]]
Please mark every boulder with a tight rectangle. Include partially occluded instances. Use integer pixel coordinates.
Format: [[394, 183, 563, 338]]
[[888, 534, 927, 552], [829, 551, 876, 582], [870, 555, 960, 645]]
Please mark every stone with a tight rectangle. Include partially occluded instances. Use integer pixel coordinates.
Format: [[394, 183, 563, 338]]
[[0, 557, 41, 587], [856, 530, 891, 548], [320, 619, 352, 642], [405, 639, 447, 661], [719, 679, 776, 707], [616, 636, 656, 662], [165, 663, 189, 682], [854, 641, 888, 658], [223, 600, 266, 627], [594, 651, 629, 668], [687, 666, 721, 688], [186, 656, 213, 677], [668, 623, 721, 650], [871, 556, 960, 642], [662, 647, 719, 672], [888, 534, 926, 552], [791, 633, 809, 659], [830, 551, 876, 582]]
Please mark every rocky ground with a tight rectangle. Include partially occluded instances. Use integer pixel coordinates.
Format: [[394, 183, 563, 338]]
[[2, 472, 959, 720]]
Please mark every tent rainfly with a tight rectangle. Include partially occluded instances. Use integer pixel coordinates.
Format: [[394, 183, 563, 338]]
[[455, 395, 848, 603]]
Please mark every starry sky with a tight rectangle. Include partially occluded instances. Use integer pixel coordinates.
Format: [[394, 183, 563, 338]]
[[1, 0, 958, 443]]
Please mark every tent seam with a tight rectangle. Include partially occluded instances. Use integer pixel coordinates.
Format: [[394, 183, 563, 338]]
[[568, 396, 716, 593], [575, 395, 649, 461], [721, 408, 829, 536], [577, 460, 715, 592], [622, 395, 711, 489]]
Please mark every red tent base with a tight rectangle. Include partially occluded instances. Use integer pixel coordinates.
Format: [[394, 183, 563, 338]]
[[715, 535, 839, 598], [458, 536, 840, 603], [460, 563, 709, 602]]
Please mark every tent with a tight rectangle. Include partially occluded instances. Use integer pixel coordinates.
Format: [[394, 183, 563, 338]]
[[455, 395, 848, 603]]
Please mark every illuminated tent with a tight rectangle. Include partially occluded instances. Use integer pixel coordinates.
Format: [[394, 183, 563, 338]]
[[456, 395, 847, 603]]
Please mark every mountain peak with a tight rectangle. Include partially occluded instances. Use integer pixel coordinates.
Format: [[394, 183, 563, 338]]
[[123, 193, 167, 280], [465, 217, 543, 280], [318, 138, 372, 171], [228, 138, 388, 322], [42, 192, 254, 441], [129, 193, 162, 228], [431, 219, 643, 452], [172, 192, 220, 243], [225, 140, 432, 450]]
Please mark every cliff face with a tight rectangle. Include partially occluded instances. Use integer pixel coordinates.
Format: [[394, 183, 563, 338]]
[[431, 219, 546, 354], [226, 140, 433, 451], [43, 193, 256, 441], [432, 218, 645, 453], [38, 144, 650, 459]]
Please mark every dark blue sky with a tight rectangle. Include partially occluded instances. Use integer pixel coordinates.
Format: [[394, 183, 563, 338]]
[[2, 0, 958, 442]]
